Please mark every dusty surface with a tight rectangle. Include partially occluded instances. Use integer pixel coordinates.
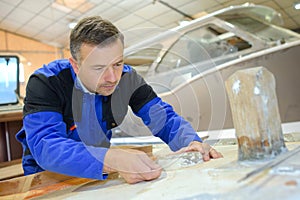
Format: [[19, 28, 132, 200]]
[[28, 142, 300, 200]]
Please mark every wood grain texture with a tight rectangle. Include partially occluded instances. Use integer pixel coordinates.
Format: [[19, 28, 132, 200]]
[[0, 109, 22, 122], [0, 145, 152, 199], [225, 66, 287, 160]]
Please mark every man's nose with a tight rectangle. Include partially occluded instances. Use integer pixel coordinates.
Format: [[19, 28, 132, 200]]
[[104, 66, 117, 82]]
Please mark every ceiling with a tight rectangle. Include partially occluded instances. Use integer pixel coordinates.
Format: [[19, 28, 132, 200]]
[[0, 0, 300, 49]]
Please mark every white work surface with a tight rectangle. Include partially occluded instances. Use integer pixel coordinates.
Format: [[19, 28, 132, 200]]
[[35, 141, 300, 200]]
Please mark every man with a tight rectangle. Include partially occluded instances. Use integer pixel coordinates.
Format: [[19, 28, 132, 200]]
[[16, 16, 222, 184]]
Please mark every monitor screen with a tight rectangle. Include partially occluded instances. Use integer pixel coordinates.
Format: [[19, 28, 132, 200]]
[[0, 56, 19, 105]]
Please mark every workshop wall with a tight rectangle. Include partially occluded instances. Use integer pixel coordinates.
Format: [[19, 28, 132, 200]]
[[0, 29, 70, 97]]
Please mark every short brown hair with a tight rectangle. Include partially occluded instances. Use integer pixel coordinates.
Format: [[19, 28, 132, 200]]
[[70, 16, 124, 62]]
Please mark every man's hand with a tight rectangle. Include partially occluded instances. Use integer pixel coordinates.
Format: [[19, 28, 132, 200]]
[[103, 148, 162, 184], [176, 141, 223, 161]]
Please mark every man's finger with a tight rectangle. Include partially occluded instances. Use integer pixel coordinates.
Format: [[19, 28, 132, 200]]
[[139, 168, 162, 181], [139, 153, 162, 171], [188, 141, 205, 153], [202, 148, 211, 161], [120, 172, 144, 184], [209, 148, 223, 158]]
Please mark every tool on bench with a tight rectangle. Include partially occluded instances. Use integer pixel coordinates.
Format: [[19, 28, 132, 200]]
[[238, 145, 300, 182], [155, 151, 203, 171]]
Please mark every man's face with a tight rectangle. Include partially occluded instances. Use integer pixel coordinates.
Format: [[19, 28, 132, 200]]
[[71, 39, 124, 96]]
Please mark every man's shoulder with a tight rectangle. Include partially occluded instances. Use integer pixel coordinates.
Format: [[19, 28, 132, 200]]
[[123, 64, 132, 73], [122, 64, 140, 78], [34, 59, 74, 78]]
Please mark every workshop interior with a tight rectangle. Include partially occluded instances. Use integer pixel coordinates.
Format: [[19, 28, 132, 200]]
[[1, 0, 300, 199]]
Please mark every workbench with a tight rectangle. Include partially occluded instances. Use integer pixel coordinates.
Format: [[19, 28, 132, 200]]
[[0, 104, 23, 162], [0, 129, 299, 200]]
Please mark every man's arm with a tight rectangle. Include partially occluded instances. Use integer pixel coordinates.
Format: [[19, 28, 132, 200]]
[[123, 68, 222, 159], [24, 111, 109, 180], [135, 97, 201, 150], [23, 71, 161, 183], [136, 97, 223, 160], [22, 72, 110, 179]]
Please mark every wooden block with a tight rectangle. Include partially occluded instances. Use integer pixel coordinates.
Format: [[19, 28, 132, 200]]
[[0, 159, 23, 181], [225, 67, 287, 161], [0, 145, 152, 199]]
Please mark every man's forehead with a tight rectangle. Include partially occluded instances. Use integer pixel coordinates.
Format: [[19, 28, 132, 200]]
[[80, 42, 123, 66], [87, 56, 123, 67]]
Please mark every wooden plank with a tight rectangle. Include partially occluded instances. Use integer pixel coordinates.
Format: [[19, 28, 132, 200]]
[[0, 145, 152, 199], [0, 158, 21, 168], [0, 171, 100, 199], [0, 160, 23, 181], [0, 109, 23, 122]]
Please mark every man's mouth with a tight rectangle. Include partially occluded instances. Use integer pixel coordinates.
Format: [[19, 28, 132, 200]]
[[101, 84, 116, 90]]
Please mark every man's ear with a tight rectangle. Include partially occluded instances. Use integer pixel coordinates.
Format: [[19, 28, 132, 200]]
[[69, 57, 79, 74]]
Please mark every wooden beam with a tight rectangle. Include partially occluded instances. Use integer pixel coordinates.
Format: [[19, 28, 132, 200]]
[[225, 66, 287, 161], [0, 145, 152, 199]]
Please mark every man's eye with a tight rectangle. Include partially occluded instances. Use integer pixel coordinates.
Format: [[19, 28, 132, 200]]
[[115, 62, 123, 67], [95, 67, 104, 70]]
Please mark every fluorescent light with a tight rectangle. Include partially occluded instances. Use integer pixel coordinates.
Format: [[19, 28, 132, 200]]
[[51, 2, 72, 13], [68, 22, 77, 29], [295, 2, 300, 10], [179, 20, 190, 26], [19, 63, 25, 83]]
